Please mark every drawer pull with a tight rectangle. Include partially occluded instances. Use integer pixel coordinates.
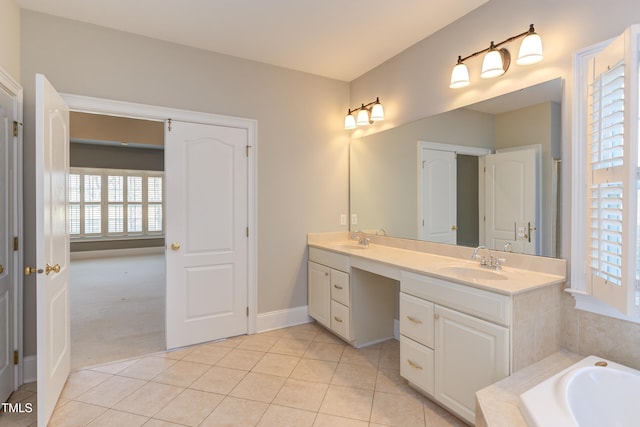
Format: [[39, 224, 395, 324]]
[[407, 359, 423, 370], [334, 285, 344, 290], [333, 316, 343, 323], [406, 315, 423, 324]]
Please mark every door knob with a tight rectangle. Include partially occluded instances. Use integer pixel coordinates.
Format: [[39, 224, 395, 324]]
[[45, 263, 61, 275], [171, 242, 181, 251], [25, 266, 39, 276], [0, 264, 4, 274], [451, 225, 458, 231]]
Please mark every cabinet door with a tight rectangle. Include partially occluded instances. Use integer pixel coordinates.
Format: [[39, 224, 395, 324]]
[[308, 261, 331, 327], [434, 305, 509, 424]]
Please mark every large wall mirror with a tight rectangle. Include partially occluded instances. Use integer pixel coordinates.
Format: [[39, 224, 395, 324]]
[[350, 78, 562, 257]]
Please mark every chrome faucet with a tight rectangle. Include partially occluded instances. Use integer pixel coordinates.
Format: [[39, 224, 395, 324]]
[[471, 245, 503, 270], [351, 230, 370, 247]]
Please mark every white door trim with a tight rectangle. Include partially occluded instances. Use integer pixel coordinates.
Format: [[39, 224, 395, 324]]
[[61, 93, 258, 335], [0, 66, 24, 390]]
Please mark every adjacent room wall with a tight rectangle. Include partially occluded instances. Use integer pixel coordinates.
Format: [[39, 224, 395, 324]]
[[0, 0, 20, 81], [20, 10, 350, 357]]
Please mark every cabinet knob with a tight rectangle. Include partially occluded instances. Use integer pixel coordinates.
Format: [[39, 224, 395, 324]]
[[434, 314, 440, 320]]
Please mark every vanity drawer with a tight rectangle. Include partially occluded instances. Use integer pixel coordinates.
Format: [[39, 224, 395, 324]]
[[401, 271, 511, 326], [330, 300, 351, 340], [400, 335, 434, 396], [331, 269, 350, 306], [400, 292, 434, 348], [309, 247, 350, 272]]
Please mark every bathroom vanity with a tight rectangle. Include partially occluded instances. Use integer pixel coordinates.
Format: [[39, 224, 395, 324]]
[[307, 232, 566, 425]]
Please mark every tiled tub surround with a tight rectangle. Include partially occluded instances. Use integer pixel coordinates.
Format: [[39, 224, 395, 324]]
[[308, 232, 566, 424]]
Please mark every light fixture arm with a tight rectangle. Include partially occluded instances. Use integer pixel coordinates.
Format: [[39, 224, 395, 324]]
[[346, 97, 381, 115], [457, 24, 537, 63]]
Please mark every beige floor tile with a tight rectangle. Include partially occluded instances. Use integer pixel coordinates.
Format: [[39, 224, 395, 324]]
[[339, 346, 380, 367], [272, 378, 328, 411], [303, 341, 345, 362], [216, 348, 265, 371], [159, 345, 198, 360], [228, 372, 286, 403], [289, 359, 337, 384], [257, 404, 316, 427], [312, 413, 369, 427], [200, 396, 268, 427], [313, 329, 347, 345], [60, 370, 113, 400], [269, 337, 312, 357], [331, 363, 377, 390], [153, 389, 224, 426], [117, 356, 176, 380], [86, 408, 149, 426], [251, 353, 300, 377], [278, 323, 321, 341], [189, 366, 247, 395], [113, 382, 184, 417], [48, 401, 107, 427], [182, 345, 232, 365], [75, 375, 146, 407], [235, 334, 279, 352], [370, 390, 425, 427], [375, 368, 420, 396], [142, 419, 185, 427], [87, 358, 139, 375], [319, 385, 374, 421], [152, 360, 210, 387], [424, 398, 467, 427], [379, 340, 401, 370]]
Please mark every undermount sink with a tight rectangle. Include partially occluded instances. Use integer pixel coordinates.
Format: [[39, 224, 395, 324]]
[[437, 265, 507, 281], [336, 242, 368, 250]]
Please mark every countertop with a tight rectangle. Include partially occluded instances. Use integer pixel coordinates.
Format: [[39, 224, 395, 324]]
[[308, 233, 566, 296]]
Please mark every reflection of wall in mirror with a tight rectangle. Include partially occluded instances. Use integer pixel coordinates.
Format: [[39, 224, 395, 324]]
[[350, 100, 561, 257]]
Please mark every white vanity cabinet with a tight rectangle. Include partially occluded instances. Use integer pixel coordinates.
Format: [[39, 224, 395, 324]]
[[308, 247, 352, 340], [400, 271, 510, 425]]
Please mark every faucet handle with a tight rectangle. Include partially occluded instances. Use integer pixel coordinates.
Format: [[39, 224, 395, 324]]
[[480, 255, 487, 266]]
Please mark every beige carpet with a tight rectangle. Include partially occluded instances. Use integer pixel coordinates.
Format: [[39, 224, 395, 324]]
[[70, 253, 165, 370]]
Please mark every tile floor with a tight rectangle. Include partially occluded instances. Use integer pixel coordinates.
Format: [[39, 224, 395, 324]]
[[2, 323, 467, 427]]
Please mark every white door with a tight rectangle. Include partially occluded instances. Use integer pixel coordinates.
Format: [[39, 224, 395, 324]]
[[483, 147, 538, 254], [421, 149, 456, 243], [0, 77, 14, 403], [165, 120, 248, 349], [34, 74, 71, 426]]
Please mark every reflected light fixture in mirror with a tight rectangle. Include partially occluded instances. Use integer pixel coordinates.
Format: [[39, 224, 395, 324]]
[[449, 24, 543, 88], [344, 97, 384, 129]]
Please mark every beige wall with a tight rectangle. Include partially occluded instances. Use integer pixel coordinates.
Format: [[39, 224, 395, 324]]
[[0, 0, 20, 80], [20, 10, 350, 356], [350, 0, 640, 367]]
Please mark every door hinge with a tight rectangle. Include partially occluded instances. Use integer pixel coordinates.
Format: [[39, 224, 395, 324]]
[[13, 237, 18, 251], [167, 118, 172, 132], [13, 350, 18, 365], [246, 145, 250, 157], [246, 227, 249, 237], [13, 121, 19, 137], [246, 306, 249, 317]]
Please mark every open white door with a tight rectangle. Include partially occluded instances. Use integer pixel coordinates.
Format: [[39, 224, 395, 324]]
[[0, 74, 14, 403], [34, 74, 70, 426], [165, 120, 248, 349], [483, 147, 539, 254], [420, 148, 457, 243]]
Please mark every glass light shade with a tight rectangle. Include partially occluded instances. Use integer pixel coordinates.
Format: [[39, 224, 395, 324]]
[[344, 113, 356, 130], [517, 33, 543, 65], [356, 108, 370, 126], [449, 62, 470, 89], [481, 49, 506, 79], [370, 102, 384, 121]]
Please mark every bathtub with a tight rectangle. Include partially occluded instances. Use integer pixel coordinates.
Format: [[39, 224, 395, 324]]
[[519, 355, 640, 427]]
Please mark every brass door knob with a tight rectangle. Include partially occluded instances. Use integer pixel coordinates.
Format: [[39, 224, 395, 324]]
[[171, 242, 181, 251], [0, 264, 4, 274], [451, 225, 458, 231], [25, 266, 38, 276], [45, 263, 61, 275]]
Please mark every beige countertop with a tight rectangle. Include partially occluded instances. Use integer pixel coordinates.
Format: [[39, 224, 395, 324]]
[[308, 233, 566, 296], [475, 350, 583, 427]]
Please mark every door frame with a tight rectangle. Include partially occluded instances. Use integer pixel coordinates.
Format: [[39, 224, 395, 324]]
[[417, 141, 490, 241], [0, 66, 24, 390], [61, 93, 258, 335]]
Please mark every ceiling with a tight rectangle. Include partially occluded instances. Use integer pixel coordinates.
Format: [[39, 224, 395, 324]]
[[17, 0, 489, 81]]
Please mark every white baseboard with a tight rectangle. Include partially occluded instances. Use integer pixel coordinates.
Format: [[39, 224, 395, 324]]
[[23, 355, 37, 384], [256, 306, 313, 333]]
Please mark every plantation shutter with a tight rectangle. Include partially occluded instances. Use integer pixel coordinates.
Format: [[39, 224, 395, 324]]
[[586, 28, 639, 315]]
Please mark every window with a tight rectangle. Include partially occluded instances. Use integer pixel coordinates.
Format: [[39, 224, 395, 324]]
[[571, 25, 640, 320], [69, 168, 164, 239]]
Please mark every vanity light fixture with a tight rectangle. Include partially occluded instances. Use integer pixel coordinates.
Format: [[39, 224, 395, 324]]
[[449, 24, 543, 89], [344, 97, 384, 129]]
